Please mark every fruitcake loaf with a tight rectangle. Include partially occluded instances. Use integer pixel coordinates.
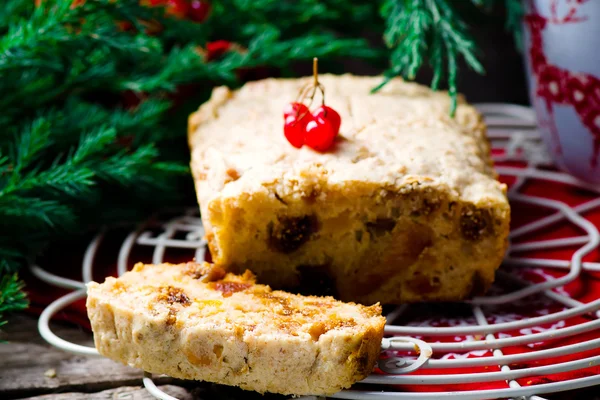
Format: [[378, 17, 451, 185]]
[[188, 74, 510, 304], [86, 262, 386, 396]]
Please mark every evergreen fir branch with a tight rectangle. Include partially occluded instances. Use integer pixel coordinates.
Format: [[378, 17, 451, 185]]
[[92, 144, 158, 186], [73, 126, 118, 163], [20, 98, 172, 151], [222, 28, 381, 74], [151, 161, 190, 175], [504, 0, 524, 49], [50, 101, 118, 142], [0, 195, 76, 230], [0, 270, 28, 329], [381, 0, 431, 81], [54, 98, 174, 146], [0, 0, 34, 34], [429, 29, 444, 91], [0, 3, 167, 115], [89, 0, 210, 43], [377, 0, 484, 115], [19, 165, 95, 197], [114, 45, 215, 92], [8, 119, 53, 175], [0, 1, 77, 69], [112, 99, 172, 133], [212, 0, 380, 42], [113, 29, 379, 93], [433, 0, 484, 112], [0, 272, 26, 314], [0, 249, 25, 273], [4, 127, 114, 198], [251, 29, 380, 62], [1, 0, 378, 118], [216, 0, 336, 36], [0, 155, 9, 176], [3, 124, 185, 200], [0, 71, 57, 123], [0, 111, 187, 248]]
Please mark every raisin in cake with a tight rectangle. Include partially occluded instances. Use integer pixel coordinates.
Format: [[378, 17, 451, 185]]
[[188, 75, 510, 304], [86, 262, 385, 396]]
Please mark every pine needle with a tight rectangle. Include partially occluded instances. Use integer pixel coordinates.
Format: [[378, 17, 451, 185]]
[[377, 0, 485, 115], [504, 0, 524, 49], [0, 269, 28, 329]]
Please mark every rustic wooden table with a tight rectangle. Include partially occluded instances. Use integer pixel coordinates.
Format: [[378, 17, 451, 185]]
[[0, 314, 283, 400], [2, 314, 600, 400]]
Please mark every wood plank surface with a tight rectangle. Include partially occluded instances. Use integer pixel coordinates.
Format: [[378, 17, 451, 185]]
[[0, 314, 288, 400], [19, 385, 193, 400], [0, 314, 174, 399]]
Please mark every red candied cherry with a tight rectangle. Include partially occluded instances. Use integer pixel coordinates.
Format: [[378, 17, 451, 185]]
[[304, 116, 336, 152], [283, 102, 312, 148], [284, 115, 307, 148], [312, 105, 341, 134], [283, 102, 309, 120], [189, 1, 211, 22]]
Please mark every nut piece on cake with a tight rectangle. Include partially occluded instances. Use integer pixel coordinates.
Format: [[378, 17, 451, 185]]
[[86, 262, 386, 396], [188, 74, 510, 304]]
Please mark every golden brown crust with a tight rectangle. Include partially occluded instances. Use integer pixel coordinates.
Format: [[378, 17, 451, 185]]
[[86, 262, 386, 396]]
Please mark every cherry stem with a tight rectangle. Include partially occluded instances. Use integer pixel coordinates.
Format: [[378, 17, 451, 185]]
[[292, 57, 326, 121]]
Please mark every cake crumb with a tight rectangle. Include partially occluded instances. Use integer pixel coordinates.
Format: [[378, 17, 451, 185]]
[[44, 368, 57, 378]]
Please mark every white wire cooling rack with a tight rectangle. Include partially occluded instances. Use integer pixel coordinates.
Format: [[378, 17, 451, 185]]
[[33, 104, 600, 400]]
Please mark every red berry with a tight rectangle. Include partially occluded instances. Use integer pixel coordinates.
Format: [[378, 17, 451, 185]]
[[116, 20, 134, 32], [312, 105, 341, 134], [206, 40, 232, 61], [189, 0, 211, 22], [304, 117, 336, 152], [284, 115, 306, 148], [283, 102, 309, 120], [166, 0, 189, 18]]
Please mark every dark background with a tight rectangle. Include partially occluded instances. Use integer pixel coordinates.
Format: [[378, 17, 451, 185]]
[[449, 23, 530, 105], [338, 7, 531, 105], [412, 5, 531, 105]]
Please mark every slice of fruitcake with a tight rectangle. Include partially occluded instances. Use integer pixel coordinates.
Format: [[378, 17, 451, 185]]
[[86, 262, 386, 396]]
